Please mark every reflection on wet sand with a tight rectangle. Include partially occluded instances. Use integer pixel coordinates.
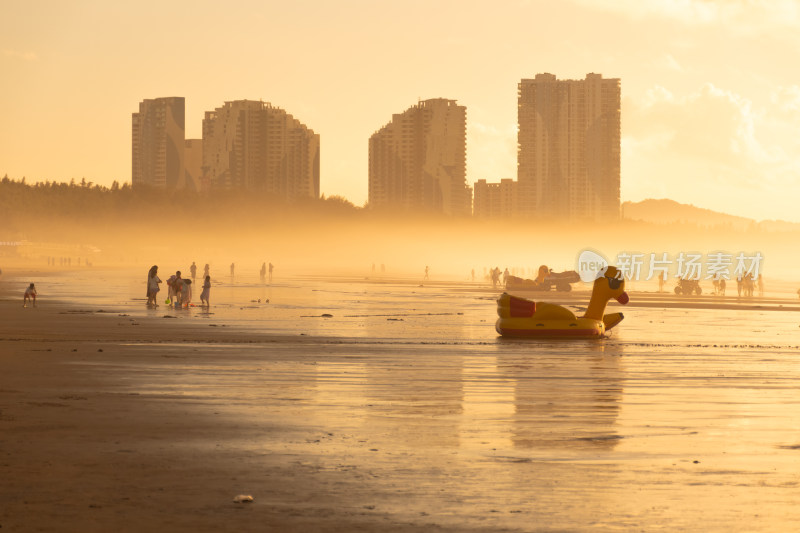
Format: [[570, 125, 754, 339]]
[[499, 342, 623, 451]]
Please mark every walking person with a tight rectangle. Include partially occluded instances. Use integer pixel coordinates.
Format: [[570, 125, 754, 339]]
[[190, 262, 197, 282], [268, 262, 274, 283], [260, 262, 267, 283]]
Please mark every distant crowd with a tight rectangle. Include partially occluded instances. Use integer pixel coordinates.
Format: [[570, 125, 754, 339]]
[[146, 261, 274, 309]]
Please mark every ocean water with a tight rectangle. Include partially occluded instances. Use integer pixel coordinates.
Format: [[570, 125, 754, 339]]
[[5, 267, 800, 529]]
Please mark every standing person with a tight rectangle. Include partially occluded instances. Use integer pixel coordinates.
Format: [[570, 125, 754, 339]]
[[230, 263, 235, 280], [268, 262, 274, 283], [146, 265, 161, 306], [471, 268, 475, 282], [200, 275, 211, 307], [172, 276, 186, 307], [23, 283, 37, 307], [203, 263, 210, 279], [260, 262, 267, 283], [503, 268, 510, 286], [166, 271, 182, 305], [179, 279, 192, 308], [190, 262, 197, 282], [424, 266, 430, 280], [719, 278, 727, 296]]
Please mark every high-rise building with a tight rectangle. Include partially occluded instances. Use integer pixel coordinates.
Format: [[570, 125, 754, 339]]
[[473, 179, 519, 218], [369, 98, 471, 215], [132, 97, 185, 189], [202, 100, 320, 199], [517, 73, 620, 219], [184, 139, 203, 192]]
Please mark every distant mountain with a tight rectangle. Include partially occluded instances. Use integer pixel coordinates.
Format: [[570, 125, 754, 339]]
[[622, 199, 800, 231]]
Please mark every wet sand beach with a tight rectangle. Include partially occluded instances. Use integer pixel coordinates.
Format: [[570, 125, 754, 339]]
[[2, 270, 800, 531]]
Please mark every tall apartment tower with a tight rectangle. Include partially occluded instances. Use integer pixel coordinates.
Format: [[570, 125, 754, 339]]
[[517, 73, 620, 219], [132, 97, 186, 189], [473, 179, 519, 218], [202, 100, 320, 199], [369, 98, 471, 215]]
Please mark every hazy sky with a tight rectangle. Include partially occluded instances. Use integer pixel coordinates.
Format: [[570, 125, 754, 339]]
[[2, 0, 799, 221]]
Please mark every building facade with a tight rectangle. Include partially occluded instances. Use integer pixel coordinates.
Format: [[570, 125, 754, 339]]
[[202, 100, 320, 199], [369, 98, 471, 215], [473, 179, 519, 218], [517, 73, 620, 219], [184, 139, 203, 192], [132, 97, 185, 189]]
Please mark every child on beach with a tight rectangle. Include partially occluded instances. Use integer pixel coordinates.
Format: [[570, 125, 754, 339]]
[[200, 275, 211, 307], [23, 283, 37, 307]]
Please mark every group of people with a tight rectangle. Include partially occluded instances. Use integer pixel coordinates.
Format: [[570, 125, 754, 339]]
[[259, 262, 274, 283], [489, 267, 510, 289], [147, 264, 211, 308]]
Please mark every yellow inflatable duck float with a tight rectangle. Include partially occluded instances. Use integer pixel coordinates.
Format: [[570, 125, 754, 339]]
[[496, 266, 629, 338]]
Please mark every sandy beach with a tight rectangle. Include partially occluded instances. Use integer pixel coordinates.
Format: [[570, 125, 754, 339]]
[[2, 270, 800, 531]]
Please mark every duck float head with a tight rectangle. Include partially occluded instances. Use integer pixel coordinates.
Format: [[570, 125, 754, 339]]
[[496, 266, 629, 338]]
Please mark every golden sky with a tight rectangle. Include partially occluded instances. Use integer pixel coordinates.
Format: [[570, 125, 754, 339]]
[[2, 0, 799, 221]]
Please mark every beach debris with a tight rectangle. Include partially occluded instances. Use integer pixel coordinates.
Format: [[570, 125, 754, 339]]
[[321, 313, 333, 318], [233, 494, 254, 503], [387, 318, 404, 321], [163, 315, 177, 319]]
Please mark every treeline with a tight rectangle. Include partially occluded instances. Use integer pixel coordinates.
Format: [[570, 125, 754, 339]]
[[0, 175, 360, 227]]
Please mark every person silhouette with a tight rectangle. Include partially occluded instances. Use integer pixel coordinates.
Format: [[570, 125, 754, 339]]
[[190, 262, 197, 282]]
